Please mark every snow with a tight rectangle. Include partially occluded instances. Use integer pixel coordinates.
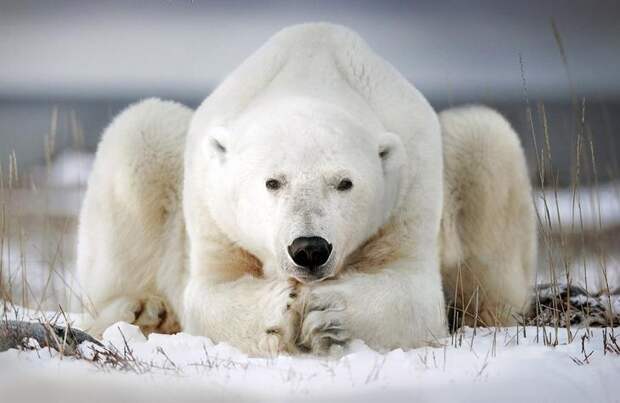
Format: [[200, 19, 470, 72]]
[[536, 182, 620, 230], [31, 150, 95, 189], [1, 305, 620, 402], [537, 255, 620, 294]]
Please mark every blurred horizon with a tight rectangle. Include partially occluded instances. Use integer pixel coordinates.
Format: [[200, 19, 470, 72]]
[[1, 0, 619, 184]]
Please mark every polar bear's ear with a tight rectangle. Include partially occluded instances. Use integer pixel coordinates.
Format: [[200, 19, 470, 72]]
[[203, 126, 230, 159], [378, 132, 405, 174]]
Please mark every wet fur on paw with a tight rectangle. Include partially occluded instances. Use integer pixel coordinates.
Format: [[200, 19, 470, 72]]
[[295, 289, 351, 355]]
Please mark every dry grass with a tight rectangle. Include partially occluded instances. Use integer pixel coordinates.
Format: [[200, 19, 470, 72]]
[[429, 20, 619, 348]]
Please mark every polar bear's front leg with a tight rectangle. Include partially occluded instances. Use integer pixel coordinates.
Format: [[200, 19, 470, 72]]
[[182, 276, 301, 356], [296, 261, 448, 355]]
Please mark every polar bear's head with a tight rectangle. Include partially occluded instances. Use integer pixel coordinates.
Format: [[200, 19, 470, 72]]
[[201, 97, 406, 282]]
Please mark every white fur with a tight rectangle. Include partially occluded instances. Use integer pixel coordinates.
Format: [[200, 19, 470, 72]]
[[77, 23, 536, 356], [439, 105, 537, 326]]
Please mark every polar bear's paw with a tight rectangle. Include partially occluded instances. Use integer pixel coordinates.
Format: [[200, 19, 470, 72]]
[[257, 280, 302, 356], [133, 296, 181, 335], [296, 288, 351, 356], [84, 295, 179, 337]]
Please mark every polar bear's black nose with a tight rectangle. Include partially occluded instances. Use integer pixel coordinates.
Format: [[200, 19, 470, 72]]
[[288, 237, 332, 270]]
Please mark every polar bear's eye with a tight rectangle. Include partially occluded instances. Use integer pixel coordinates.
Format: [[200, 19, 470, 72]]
[[265, 179, 282, 191], [337, 179, 353, 191]]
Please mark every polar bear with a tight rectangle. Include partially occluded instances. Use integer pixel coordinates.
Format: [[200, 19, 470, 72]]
[[77, 23, 536, 355]]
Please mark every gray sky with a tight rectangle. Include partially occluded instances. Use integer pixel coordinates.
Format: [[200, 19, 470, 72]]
[[1, 0, 619, 100]]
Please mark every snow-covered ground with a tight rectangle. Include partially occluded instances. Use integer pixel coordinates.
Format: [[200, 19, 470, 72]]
[[1, 306, 619, 403]]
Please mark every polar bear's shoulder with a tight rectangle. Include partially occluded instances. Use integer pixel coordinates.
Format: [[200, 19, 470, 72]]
[[439, 104, 529, 180], [268, 22, 364, 52], [91, 98, 193, 210], [104, 98, 192, 141]]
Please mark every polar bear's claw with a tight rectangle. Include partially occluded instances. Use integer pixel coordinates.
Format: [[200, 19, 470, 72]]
[[257, 280, 303, 355], [296, 290, 351, 355]]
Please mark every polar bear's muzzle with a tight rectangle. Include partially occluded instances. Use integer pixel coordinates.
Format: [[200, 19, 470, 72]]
[[287, 236, 333, 281]]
